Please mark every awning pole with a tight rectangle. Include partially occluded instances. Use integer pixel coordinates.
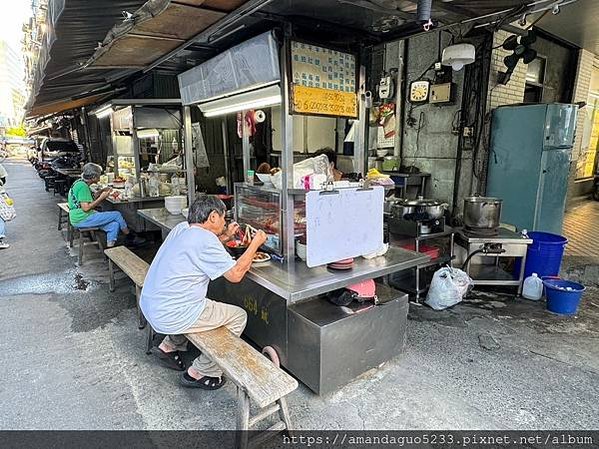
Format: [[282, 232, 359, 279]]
[[131, 108, 141, 181], [241, 110, 251, 183], [354, 64, 368, 176], [280, 38, 295, 267], [221, 118, 232, 194], [183, 106, 195, 205]]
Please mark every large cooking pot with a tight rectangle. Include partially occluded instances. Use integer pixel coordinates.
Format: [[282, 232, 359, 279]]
[[393, 196, 448, 219], [463, 196, 502, 230]]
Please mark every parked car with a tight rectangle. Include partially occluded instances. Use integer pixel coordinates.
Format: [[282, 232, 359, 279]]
[[36, 138, 82, 178]]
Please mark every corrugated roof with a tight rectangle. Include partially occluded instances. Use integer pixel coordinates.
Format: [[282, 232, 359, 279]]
[[28, 0, 540, 119], [26, 0, 149, 118]]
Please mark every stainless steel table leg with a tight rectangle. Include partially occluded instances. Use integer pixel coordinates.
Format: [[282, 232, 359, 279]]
[[518, 253, 528, 296]]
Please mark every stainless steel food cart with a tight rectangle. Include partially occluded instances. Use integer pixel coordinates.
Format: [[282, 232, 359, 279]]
[[138, 31, 430, 394], [137, 206, 428, 394]]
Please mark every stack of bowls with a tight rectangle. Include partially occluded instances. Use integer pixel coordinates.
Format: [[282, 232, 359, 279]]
[[165, 195, 187, 215]]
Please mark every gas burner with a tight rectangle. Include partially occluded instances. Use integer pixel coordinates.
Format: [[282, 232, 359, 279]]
[[463, 226, 499, 238]]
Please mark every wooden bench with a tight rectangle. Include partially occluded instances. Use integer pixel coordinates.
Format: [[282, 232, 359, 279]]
[[186, 328, 298, 448], [104, 247, 298, 445], [57, 202, 71, 240], [58, 202, 106, 265], [104, 246, 150, 333]]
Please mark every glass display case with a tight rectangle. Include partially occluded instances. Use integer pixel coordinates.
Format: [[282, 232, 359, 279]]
[[234, 184, 306, 256], [235, 184, 282, 253]]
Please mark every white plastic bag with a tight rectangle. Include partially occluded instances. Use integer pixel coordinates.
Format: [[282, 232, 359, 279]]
[[425, 266, 473, 310], [271, 154, 331, 190]]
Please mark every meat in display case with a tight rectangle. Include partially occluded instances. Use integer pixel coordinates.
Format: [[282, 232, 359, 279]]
[[234, 184, 306, 256]]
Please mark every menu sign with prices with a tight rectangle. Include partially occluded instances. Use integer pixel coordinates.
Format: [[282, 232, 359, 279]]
[[290, 41, 358, 118]]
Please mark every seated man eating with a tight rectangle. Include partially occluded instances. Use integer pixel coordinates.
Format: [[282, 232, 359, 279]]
[[140, 194, 266, 390]]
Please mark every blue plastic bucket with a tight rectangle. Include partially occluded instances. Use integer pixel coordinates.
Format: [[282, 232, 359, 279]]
[[522, 232, 568, 279], [542, 278, 585, 315]]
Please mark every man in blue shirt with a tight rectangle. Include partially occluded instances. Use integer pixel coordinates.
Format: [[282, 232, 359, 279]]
[[141, 195, 266, 390]]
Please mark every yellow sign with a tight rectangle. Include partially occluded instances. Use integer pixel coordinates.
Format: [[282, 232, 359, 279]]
[[292, 85, 358, 118]]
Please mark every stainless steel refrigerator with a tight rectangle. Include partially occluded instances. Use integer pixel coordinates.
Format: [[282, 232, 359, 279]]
[[486, 103, 577, 235]]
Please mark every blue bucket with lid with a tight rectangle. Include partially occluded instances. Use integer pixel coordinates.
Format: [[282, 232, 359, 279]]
[[542, 278, 585, 315]]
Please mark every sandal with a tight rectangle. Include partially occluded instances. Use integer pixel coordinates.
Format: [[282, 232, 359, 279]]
[[179, 372, 226, 390], [150, 347, 186, 371]]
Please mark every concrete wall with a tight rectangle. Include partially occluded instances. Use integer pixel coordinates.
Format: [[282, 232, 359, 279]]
[[401, 32, 467, 208]]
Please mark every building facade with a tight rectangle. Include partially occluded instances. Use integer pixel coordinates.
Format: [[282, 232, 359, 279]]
[[0, 40, 26, 131]]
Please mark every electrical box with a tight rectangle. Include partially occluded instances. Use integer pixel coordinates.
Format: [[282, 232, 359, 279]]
[[429, 83, 453, 104]]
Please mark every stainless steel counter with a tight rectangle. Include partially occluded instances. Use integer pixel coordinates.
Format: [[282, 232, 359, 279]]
[[105, 196, 165, 205], [103, 200, 167, 233], [137, 207, 186, 238], [248, 248, 429, 303], [138, 204, 429, 303]]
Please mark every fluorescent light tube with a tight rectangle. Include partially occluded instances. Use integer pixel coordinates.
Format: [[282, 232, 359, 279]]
[[137, 128, 160, 139], [94, 105, 113, 118], [202, 95, 281, 117], [199, 84, 282, 117]]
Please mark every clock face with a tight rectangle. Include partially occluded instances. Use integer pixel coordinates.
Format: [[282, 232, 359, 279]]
[[410, 80, 430, 103]]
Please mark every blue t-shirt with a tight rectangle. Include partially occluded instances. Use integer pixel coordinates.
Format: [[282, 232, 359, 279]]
[[140, 222, 235, 334]]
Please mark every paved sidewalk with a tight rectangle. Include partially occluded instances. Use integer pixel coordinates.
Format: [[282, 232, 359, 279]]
[[1, 158, 598, 431]]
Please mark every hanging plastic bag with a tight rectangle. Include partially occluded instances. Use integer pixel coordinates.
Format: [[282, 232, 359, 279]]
[[425, 266, 473, 310]]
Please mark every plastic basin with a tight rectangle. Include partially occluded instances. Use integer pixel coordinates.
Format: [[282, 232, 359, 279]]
[[542, 278, 585, 316]]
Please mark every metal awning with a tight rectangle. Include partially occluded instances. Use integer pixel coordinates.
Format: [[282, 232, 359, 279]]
[[26, 0, 149, 118], [28, 93, 115, 118], [87, 0, 247, 69], [85, 0, 549, 79], [28, 0, 567, 120]]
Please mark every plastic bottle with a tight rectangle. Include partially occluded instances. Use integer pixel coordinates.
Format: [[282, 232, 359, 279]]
[[522, 272, 543, 300], [171, 176, 180, 196]]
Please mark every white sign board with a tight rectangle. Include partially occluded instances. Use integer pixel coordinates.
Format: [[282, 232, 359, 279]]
[[305, 187, 384, 268]]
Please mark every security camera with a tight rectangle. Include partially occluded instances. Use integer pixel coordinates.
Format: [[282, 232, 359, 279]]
[[552, 4, 560, 15]]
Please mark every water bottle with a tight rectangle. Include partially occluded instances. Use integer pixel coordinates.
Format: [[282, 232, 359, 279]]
[[522, 272, 543, 300]]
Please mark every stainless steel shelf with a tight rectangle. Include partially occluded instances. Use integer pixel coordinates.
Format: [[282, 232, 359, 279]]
[[419, 255, 452, 269], [467, 265, 519, 285]]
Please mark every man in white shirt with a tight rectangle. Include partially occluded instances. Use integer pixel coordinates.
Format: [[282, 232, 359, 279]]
[[140, 195, 266, 390]]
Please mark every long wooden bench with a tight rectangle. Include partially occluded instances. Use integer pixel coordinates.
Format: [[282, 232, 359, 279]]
[[186, 329, 298, 448], [105, 247, 298, 444], [104, 246, 149, 332]]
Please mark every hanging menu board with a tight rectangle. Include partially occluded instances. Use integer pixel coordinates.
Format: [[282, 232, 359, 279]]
[[290, 41, 358, 118]]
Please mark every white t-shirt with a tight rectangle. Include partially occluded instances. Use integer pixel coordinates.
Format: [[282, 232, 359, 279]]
[[140, 222, 235, 334]]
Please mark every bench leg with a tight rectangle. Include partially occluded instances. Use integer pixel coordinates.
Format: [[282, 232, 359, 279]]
[[68, 224, 74, 248], [93, 231, 106, 260], [57, 209, 63, 231], [146, 325, 154, 354], [78, 231, 84, 266], [277, 396, 293, 433], [108, 260, 115, 292], [236, 387, 250, 449], [136, 285, 147, 330]]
